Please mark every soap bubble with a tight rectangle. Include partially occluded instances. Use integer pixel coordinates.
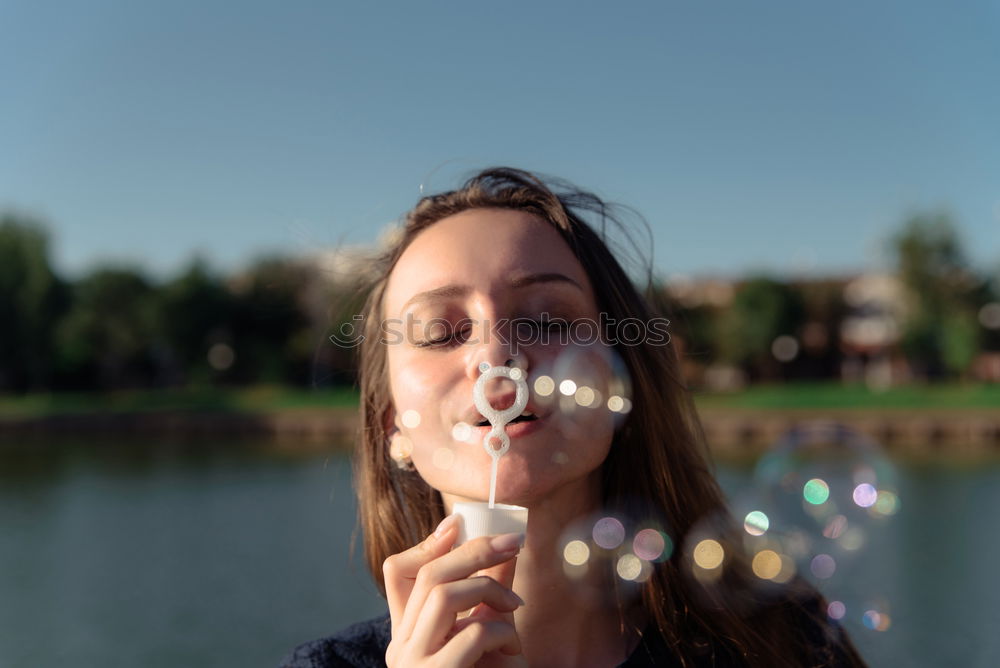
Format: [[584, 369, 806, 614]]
[[535, 343, 632, 440], [557, 511, 675, 609], [752, 421, 899, 617]]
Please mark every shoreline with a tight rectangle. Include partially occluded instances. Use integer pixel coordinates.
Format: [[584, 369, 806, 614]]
[[2, 405, 998, 461]]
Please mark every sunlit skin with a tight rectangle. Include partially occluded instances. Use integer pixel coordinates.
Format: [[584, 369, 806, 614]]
[[381, 209, 638, 666], [384, 208, 614, 508]]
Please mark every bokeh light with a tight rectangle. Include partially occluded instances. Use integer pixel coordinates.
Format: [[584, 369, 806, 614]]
[[592, 517, 625, 549], [852, 483, 878, 508], [451, 421, 473, 443], [616, 554, 643, 581], [862, 609, 892, 631], [827, 601, 846, 620], [633, 529, 671, 561], [751, 549, 782, 580], [574, 385, 596, 407], [809, 553, 837, 579], [692, 539, 724, 570], [803, 478, 830, 505], [771, 335, 800, 362], [873, 490, 900, 516], [563, 539, 590, 566], [979, 302, 1000, 329], [401, 409, 421, 429], [822, 515, 848, 539], [839, 527, 865, 551], [534, 375, 555, 397], [207, 343, 235, 370], [559, 379, 577, 396], [743, 510, 770, 536]]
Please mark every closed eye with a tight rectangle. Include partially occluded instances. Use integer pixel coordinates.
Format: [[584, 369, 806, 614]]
[[415, 326, 471, 348]]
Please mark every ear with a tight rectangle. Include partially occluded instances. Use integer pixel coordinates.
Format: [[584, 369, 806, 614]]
[[382, 405, 400, 437]]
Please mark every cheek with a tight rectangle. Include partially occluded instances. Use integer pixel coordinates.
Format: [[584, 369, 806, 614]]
[[389, 353, 445, 411]]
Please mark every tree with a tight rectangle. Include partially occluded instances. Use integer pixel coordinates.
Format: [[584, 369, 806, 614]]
[[891, 212, 981, 379], [0, 214, 68, 391], [227, 257, 314, 384], [55, 267, 160, 389], [715, 276, 805, 381], [159, 258, 237, 385]]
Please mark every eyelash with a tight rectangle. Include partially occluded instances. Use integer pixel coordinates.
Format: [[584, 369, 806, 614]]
[[414, 320, 569, 349], [415, 326, 471, 349]]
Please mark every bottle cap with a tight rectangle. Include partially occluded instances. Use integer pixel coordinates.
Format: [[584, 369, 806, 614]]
[[452, 502, 529, 546]]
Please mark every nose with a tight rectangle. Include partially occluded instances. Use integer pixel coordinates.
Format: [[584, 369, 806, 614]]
[[465, 333, 529, 382]]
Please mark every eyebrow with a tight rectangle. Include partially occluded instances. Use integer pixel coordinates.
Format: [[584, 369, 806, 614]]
[[400, 272, 584, 314]]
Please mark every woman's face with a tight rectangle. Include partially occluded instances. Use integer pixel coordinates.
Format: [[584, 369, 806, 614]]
[[382, 208, 616, 509]]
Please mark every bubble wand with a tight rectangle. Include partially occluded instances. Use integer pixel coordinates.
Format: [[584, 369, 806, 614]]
[[473, 362, 528, 508]]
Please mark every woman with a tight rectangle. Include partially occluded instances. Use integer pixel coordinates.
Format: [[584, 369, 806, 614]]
[[282, 168, 867, 667]]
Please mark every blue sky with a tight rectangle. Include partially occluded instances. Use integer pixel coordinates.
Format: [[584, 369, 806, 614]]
[[2, 0, 998, 280]]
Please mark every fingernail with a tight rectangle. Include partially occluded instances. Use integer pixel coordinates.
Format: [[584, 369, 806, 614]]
[[489, 532, 524, 554], [508, 590, 526, 607], [433, 514, 459, 539]]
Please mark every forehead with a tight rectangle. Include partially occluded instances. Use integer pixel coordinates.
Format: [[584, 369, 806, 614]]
[[384, 208, 594, 315]]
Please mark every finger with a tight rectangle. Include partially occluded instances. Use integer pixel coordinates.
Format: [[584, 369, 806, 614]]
[[383, 514, 460, 631], [397, 532, 522, 641], [452, 610, 524, 657], [410, 576, 523, 656], [468, 555, 520, 626], [482, 554, 518, 592], [438, 619, 521, 665]]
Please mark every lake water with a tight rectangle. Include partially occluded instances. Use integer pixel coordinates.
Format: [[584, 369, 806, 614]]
[[1, 440, 997, 667]]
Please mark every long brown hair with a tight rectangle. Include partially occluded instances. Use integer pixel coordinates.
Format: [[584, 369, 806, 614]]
[[353, 167, 866, 667]]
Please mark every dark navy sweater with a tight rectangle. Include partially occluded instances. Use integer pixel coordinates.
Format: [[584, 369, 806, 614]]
[[279, 613, 681, 667]]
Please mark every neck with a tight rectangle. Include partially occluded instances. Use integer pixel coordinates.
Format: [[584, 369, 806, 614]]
[[445, 473, 643, 667]]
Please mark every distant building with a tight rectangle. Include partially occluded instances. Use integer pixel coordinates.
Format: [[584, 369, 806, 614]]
[[839, 274, 908, 387]]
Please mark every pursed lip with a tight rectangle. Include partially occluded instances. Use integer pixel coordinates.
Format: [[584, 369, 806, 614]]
[[458, 396, 546, 429], [468, 413, 547, 439]]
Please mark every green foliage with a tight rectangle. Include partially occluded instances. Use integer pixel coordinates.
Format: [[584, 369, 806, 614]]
[[0, 214, 68, 391], [716, 276, 805, 379], [159, 258, 234, 383], [891, 212, 982, 378], [940, 310, 978, 377], [227, 257, 315, 384], [54, 266, 160, 389]]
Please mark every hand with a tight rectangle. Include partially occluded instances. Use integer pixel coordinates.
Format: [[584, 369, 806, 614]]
[[383, 515, 527, 667]]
